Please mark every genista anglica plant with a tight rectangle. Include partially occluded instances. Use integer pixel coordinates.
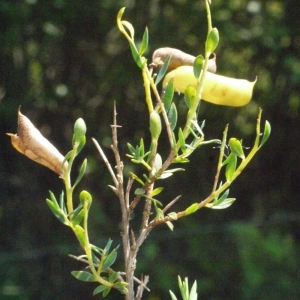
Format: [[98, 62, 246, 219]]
[[7, 1, 271, 299]]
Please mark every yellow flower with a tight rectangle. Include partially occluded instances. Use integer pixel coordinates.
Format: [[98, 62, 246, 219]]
[[163, 66, 256, 107]]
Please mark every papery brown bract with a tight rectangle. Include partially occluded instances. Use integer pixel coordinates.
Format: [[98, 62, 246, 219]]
[[6, 107, 67, 175], [151, 47, 217, 73]]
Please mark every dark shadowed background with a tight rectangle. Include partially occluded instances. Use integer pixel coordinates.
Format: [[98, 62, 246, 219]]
[[1, 0, 300, 299]]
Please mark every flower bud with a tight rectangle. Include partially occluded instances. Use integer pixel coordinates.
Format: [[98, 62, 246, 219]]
[[163, 66, 257, 107], [73, 118, 86, 143], [79, 190, 92, 209], [149, 111, 162, 140]]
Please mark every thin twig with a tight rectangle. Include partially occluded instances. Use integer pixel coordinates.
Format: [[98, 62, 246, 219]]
[[92, 138, 118, 187], [136, 275, 150, 300], [162, 195, 181, 213], [211, 124, 228, 193]]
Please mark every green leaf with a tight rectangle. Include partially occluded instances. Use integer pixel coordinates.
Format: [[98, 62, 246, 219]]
[[138, 138, 145, 156], [155, 54, 172, 85], [172, 156, 189, 163], [59, 191, 67, 214], [260, 120, 271, 147], [190, 280, 198, 300], [134, 188, 145, 195], [71, 209, 84, 227], [154, 153, 162, 172], [71, 271, 96, 282], [225, 153, 237, 183], [193, 55, 204, 79], [155, 207, 164, 220], [73, 158, 87, 188], [114, 281, 128, 294], [73, 225, 86, 248], [104, 239, 113, 254], [185, 203, 198, 215], [184, 85, 197, 109], [139, 27, 148, 56], [229, 138, 245, 159], [93, 285, 106, 296], [150, 187, 164, 197], [178, 128, 186, 153], [168, 212, 178, 220], [213, 189, 229, 207], [101, 250, 118, 271], [205, 27, 219, 54], [109, 271, 119, 283], [168, 102, 178, 131], [166, 221, 174, 231], [207, 198, 236, 209], [163, 79, 174, 112], [169, 290, 178, 300], [127, 142, 136, 155], [129, 172, 145, 185], [46, 198, 68, 225], [129, 41, 144, 69], [103, 286, 111, 297]]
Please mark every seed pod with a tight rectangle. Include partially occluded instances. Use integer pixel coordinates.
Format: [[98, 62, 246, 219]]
[[6, 107, 68, 175], [149, 111, 162, 140], [151, 47, 217, 73], [163, 66, 257, 107]]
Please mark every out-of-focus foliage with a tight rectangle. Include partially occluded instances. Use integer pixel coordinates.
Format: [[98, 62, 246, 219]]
[[1, 0, 300, 299]]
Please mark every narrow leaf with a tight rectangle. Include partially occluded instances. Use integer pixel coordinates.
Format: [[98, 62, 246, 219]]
[[46, 199, 68, 225], [184, 85, 197, 109], [205, 27, 219, 54], [93, 285, 106, 296], [139, 27, 148, 56], [207, 198, 236, 209], [260, 120, 271, 147], [101, 250, 118, 271], [155, 54, 172, 85], [71, 271, 96, 282], [134, 188, 145, 195], [129, 172, 145, 185], [185, 203, 198, 215], [213, 189, 229, 206], [150, 187, 164, 197], [104, 239, 113, 254], [229, 138, 245, 159], [109, 271, 119, 283], [168, 212, 178, 220], [162, 79, 174, 112], [127, 143, 136, 155], [74, 225, 86, 248], [225, 153, 237, 183], [129, 41, 144, 69], [73, 158, 87, 188], [71, 209, 84, 227], [169, 290, 178, 300], [168, 102, 178, 131], [193, 55, 204, 79], [103, 286, 111, 297], [178, 128, 186, 153], [166, 221, 174, 231]]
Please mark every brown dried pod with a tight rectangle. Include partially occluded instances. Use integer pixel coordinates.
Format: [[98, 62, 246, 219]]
[[6, 107, 68, 175], [151, 47, 217, 73]]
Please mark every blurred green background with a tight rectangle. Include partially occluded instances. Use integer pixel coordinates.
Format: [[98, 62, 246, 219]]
[[1, 0, 300, 299]]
